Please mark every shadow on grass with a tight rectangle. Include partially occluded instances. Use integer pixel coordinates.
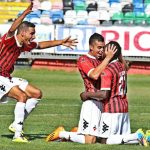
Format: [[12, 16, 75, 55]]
[[1, 133, 47, 141]]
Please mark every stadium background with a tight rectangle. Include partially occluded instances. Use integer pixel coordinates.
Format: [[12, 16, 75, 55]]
[[0, 0, 149, 74], [0, 0, 150, 149]]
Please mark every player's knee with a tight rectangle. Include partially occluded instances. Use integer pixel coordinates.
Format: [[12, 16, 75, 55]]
[[85, 135, 96, 144], [34, 89, 42, 99], [17, 92, 27, 103]]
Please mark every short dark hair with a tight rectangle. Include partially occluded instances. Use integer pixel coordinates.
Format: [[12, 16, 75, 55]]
[[89, 33, 104, 45], [106, 41, 121, 60], [17, 21, 35, 34]]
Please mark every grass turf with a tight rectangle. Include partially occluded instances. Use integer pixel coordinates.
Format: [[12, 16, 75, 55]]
[[0, 68, 150, 150]]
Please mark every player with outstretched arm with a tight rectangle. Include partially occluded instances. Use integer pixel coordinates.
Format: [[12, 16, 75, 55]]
[[0, 1, 77, 143]]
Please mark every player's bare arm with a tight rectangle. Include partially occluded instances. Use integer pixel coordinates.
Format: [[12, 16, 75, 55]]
[[80, 90, 110, 101], [89, 44, 117, 80], [7, 2, 33, 38], [37, 36, 78, 50]]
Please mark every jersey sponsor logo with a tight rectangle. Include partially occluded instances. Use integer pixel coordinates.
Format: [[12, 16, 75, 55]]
[[102, 122, 109, 133], [0, 85, 6, 92], [83, 119, 89, 130]]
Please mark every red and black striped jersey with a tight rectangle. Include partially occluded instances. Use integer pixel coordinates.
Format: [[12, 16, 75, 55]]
[[101, 60, 128, 113], [0, 33, 37, 77], [77, 54, 101, 92]]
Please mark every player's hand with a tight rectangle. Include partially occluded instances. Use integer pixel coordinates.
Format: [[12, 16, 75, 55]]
[[62, 36, 78, 50], [23, 1, 33, 15], [105, 44, 117, 59], [80, 92, 88, 101]]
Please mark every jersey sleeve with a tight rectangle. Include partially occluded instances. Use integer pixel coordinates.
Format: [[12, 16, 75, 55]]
[[1, 33, 14, 44], [22, 42, 38, 52], [77, 56, 95, 76], [100, 69, 112, 90]]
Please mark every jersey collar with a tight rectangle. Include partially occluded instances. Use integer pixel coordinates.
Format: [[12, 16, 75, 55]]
[[86, 53, 96, 59], [15, 35, 23, 47], [109, 59, 118, 64]]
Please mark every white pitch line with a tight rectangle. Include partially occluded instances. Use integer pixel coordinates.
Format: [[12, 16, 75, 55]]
[[0, 103, 81, 107], [0, 113, 79, 117], [1, 103, 150, 108], [140, 113, 150, 115], [0, 112, 150, 118]]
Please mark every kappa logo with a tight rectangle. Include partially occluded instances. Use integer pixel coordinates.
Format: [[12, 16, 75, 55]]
[[93, 125, 97, 131], [83, 119, 89, 130], [0, 85, 6, 92], [18, 121, 23, 125], [102, 122, 109, 133], [9, 79, 13, 83]]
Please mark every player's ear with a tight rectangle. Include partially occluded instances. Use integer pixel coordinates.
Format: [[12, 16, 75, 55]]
[[20, 31, 25, 37], [89, 44, 93, 52]]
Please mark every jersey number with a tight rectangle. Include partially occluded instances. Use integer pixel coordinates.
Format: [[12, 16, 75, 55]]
[[118, 74, 127, 96]]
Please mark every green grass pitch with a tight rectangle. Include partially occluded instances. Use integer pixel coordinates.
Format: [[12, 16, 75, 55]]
[[0, 68, 150, 150]]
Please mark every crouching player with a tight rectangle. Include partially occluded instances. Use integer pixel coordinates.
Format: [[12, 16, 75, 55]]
[[46, 41, 150, 147]]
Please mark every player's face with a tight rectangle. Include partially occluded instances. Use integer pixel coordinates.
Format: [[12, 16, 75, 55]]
[[23, 27, 36, 45], [89, 40, 105, 59]]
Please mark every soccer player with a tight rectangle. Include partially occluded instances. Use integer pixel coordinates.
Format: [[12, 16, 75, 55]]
[[81, 41, 130, 140], [80, 41, 149, 146], [46, 33, 117, 144], [0, 2, 77, 143], [46, 41, 150, 147]]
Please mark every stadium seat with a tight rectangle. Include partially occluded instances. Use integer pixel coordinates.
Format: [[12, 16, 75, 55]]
[[134, 12, 146, 25], [133, 3, 144, 14], [87, 10, 100, 25], [65, 10, 76, 17], [133, 0, 143, 3], [145, 4, 150, 15], [86, 2, 98, 12], [30, 17, 41, 24], [50, 10, 64, 24], [86, 0, 97, 5], [32, 0, 41, 11], [120, 0, 133, 2], [99, 10, 111, 24], [26, 10, 41, 24], [73, 0, 86, 4], [111, 12, 124, 24], [40, 16, 52, 25], [40, 0, 52, 10], [144, 0, 150, 6], [40, 10, 52, 25], [73, 1, 87, 12], [97, 1, 110, 11], [122, 3, 134, 14], [63, 0, 73, 13], [64, 9, 77, 25], [109, 2, 122, 17], [120, 0, 133, 7], [76, 10, 88, 25], [109, 0, 121, 5], [145, 14, 150, 25], [97, 0, 109, 2], [122, 12, 135, 24], [51, 1, 63, 10], [109, 0, 120, 2], [0, 2, 30, 23]]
